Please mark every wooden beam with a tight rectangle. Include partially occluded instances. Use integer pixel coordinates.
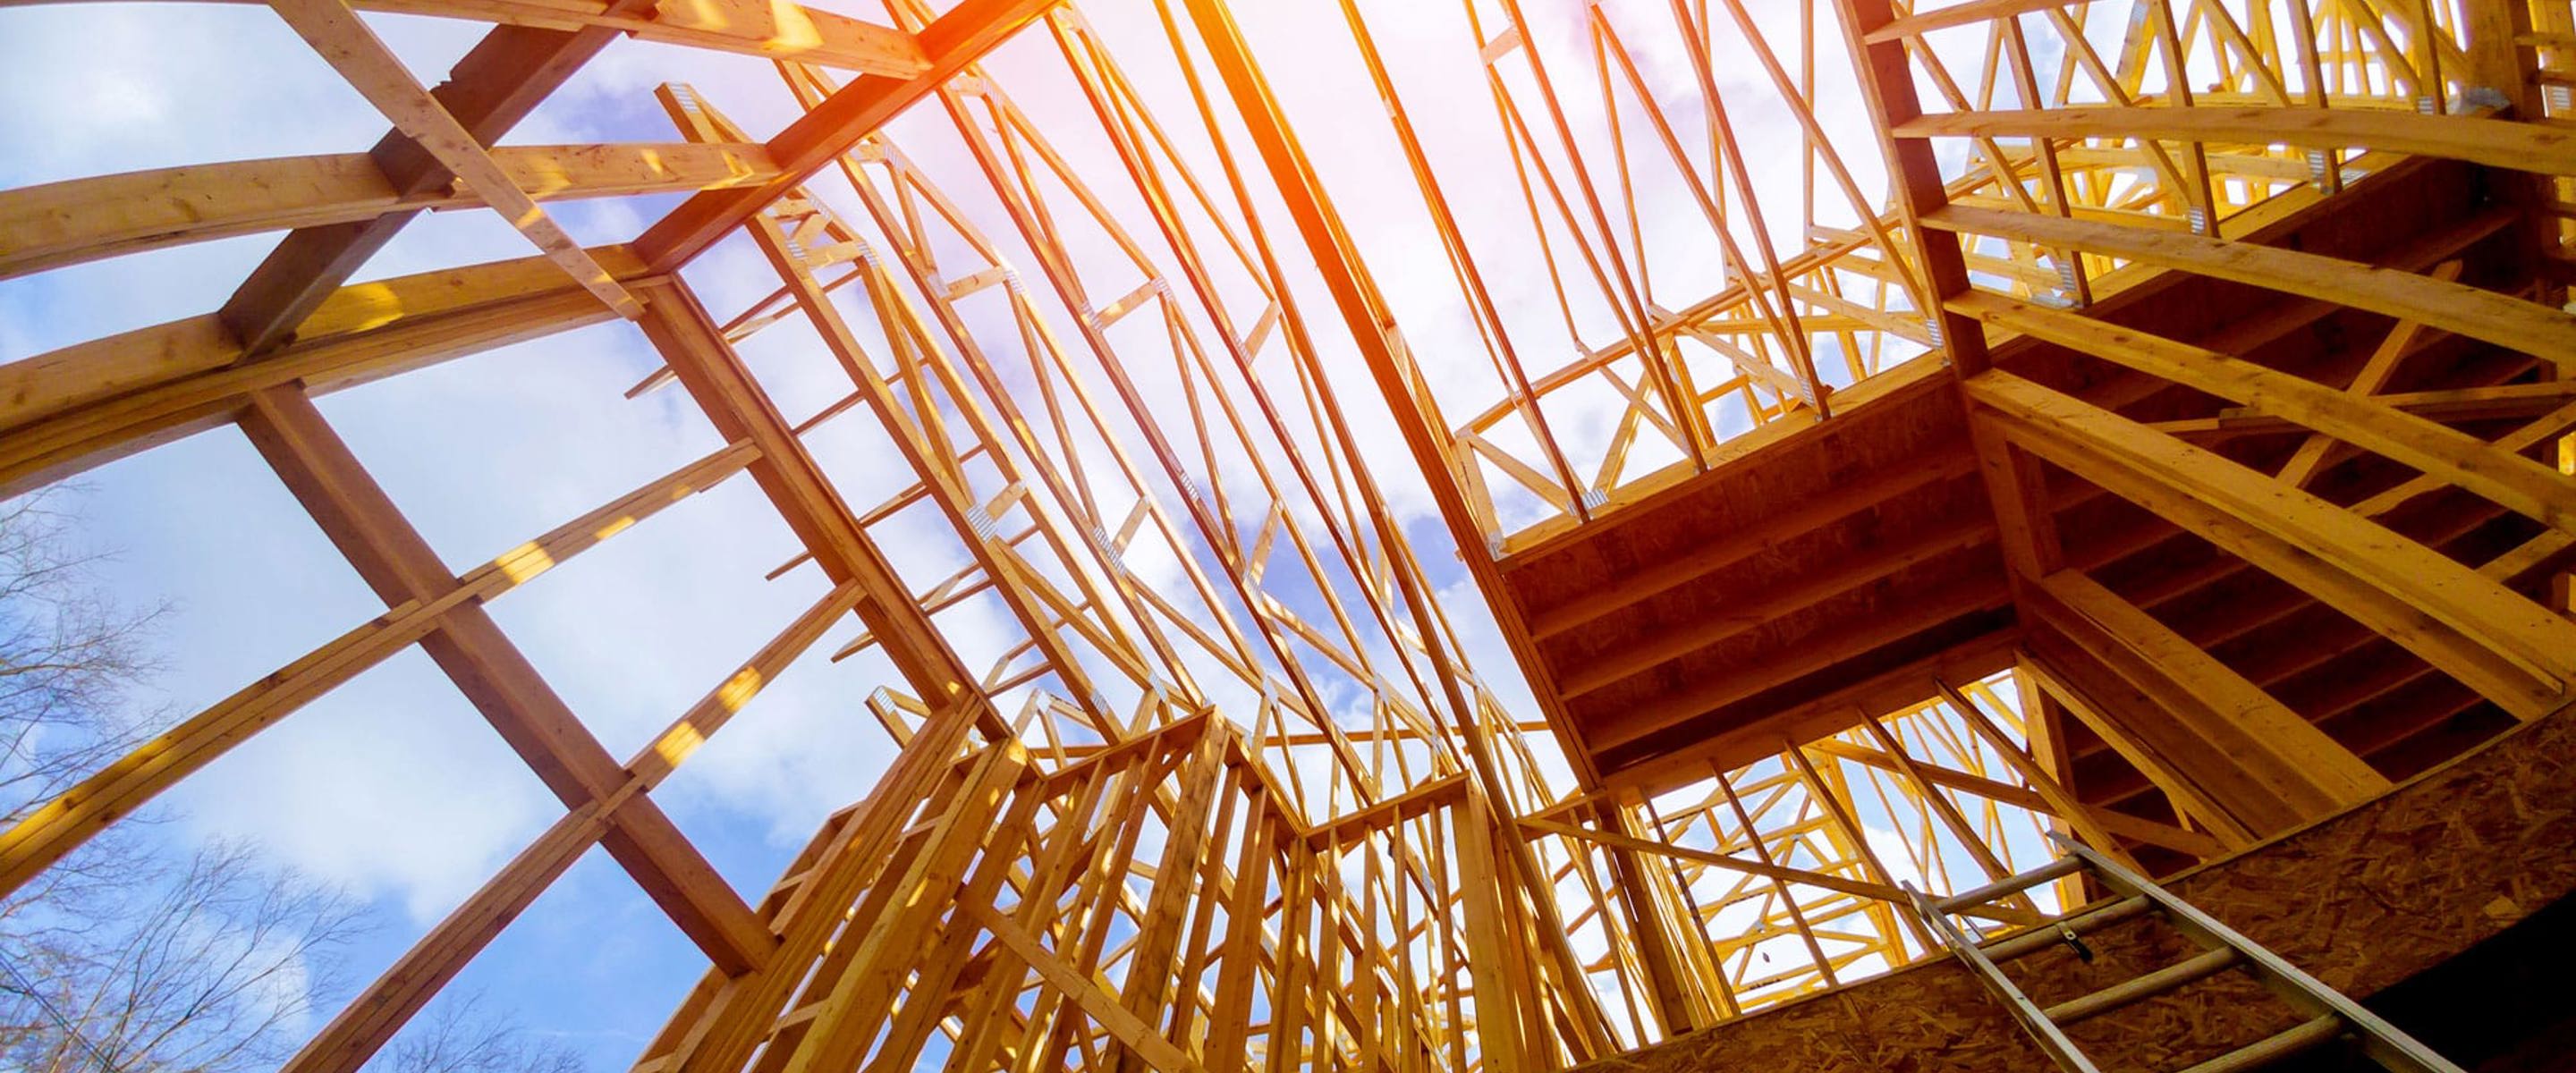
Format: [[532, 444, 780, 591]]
[[781, 747, 1028, 1073], [286, 798, 613, 1073], [970, 901, 1208, 1073], [1107, 731, 1224, 1073], [2016, 643, 2261, 850], [1900, 106, 2576, 177], [1707, 771, 1844, 985], [632, 278, 1004, 731], [282, 577, 857, 1073], [1954, 290, 2576, 536], [217, 8, 659, 352], [1967, 410, 2066, 583], [1, 143, 774, 279], [1304, 775, 1468, 849], [1555, 516, 1995, 698], [1805, 738, 2220, 858], [1179, 0, 1604, 805], [236, 384, 772, 973], [0, 0, 926, 72], [1454, 793, 1535, 1072], [1778, 745, 1949, 945], [1595, 803, 1706, 1034], [1827, 0, 2102, 723], [1173, 5, 1623, 1052], [571, 0, 919, 72], [1864, 0, 2088, 42], [1852, 708, 2044, 913], [1591, 576, 2012, 755], [1970, 369, 2576, 721], [1524, 452, 1978, 641], [1933, 680, 2149, 866], [267, 0, 643, 317], [1, 249, 646, 499], [648, 692, 998, 1073], [2029, 570, 2388, 827], [0, 441, 758, 900], [2151, 381, 2576, 438], [1830, 0, 1992, 372], [632, 0, 1057, 271], [1521, 817, 1911, 915], [1928, 205, 2576, 375]]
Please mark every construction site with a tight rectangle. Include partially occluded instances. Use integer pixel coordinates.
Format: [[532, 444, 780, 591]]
[[2, 0, 2574, 1069]]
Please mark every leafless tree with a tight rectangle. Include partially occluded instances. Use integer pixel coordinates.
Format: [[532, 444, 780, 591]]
[[0, 487, 166, 824], [1, 486, 169, 938], [375, 993, 588, 1073], [0, 840, 362, 1073], [0, 490, 586, 1073]]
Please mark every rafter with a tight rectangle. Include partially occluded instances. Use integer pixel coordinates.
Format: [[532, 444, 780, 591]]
[[267, 0, 645, 316], [4, 0, 2572, 1069], [0, 143, 773, 279], [1900, 106, 2576, 176], [1929, 205, 2576, 373]]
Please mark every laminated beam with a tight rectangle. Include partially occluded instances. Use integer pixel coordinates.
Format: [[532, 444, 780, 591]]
[[631, 0, 1058, 271], [1970, 369, 2576, 720], [1928, 205, 2576, 374], [0, 248, 648, 499], [2018, 642, 2264, 850], [1899, 106, 2576, 176], [1954, 290, 2576, 536], [0, 441, 757, 900], [237, 384, 773, 975], [2025, 570, 2389, 832], [216, 10, 662, 352], [1, 143, 775, 279], [267, 0, 644, 317], [0, 0, 925, 73], [281, 577, 857, 1073]]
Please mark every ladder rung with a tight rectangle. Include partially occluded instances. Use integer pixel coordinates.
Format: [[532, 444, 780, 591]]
[[2045, 947, 2241, 1024], [1981, 894, 2155, 962], [1936, 855, 2087, 913], [2171, 1016, 2343, 1073]]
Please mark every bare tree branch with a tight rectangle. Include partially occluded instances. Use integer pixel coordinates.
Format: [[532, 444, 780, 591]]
[[0, 489, 585, 1073]]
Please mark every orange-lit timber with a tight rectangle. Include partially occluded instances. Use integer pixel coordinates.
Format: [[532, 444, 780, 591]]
[[3, 0, 2576, 1070]]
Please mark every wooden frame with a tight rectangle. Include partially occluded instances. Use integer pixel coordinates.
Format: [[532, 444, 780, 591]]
[[5, 0, 2574, 1069]]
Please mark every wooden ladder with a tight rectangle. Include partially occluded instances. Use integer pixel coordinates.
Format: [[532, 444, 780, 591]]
[[1908, 832, 2464, 1073]]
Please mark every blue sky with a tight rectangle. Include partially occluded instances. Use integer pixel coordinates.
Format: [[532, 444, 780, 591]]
[[0, 0, 1945, 1063], [0, 4, 959, 1059]]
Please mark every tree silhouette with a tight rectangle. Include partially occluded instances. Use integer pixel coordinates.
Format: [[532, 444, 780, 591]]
[[0, 488, 581, 1073]]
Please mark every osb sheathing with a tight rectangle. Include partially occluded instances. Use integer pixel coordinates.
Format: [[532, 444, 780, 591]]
[[1575, 699, 2576, 1073]]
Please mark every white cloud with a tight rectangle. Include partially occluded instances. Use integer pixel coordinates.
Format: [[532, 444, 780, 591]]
[[2, 4, 1969, 1065], [1865, 824, 1927, 891], [173, 647, 555, 925]]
